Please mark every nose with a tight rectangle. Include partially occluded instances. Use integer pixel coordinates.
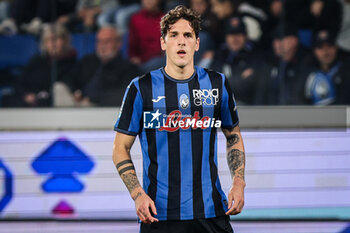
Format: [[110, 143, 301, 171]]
[[178, 35, 186, 46]]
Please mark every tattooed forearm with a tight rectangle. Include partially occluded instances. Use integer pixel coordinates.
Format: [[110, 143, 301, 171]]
[[226, 134, 240, 148], [236, 167, 245, 180], [227, 149, 245, 180], [118, 165, 135, 176], [116, 160, 135, 175], [116, 159, 141, 195], [116, 159, 134, 170], [121, 172, 141, 194], [132, 191, 142, 201]]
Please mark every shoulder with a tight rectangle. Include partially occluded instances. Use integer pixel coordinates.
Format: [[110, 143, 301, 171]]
[[134, 69, 165, 90], [201, 67, 225, 80], [128, 72, 151, 89], [26, 54, 48, 67], [130, 10, 144, 22], [28, 53, 45, 62], [79, 53, 99, 63], [137, 71, 152, 84]]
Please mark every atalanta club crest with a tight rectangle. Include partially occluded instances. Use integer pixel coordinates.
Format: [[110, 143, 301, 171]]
[[179, 94, 189, 109]]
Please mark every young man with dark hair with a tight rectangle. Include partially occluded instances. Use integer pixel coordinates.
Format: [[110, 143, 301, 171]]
[[112, 5, 245, 233]]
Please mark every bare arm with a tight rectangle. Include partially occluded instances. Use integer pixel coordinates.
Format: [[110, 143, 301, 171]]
[[222, 125, 246, 215], [112, 132, 158, 223]]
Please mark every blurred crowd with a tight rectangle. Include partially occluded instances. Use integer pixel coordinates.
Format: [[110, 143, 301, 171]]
[[0, 0, 349, 107]]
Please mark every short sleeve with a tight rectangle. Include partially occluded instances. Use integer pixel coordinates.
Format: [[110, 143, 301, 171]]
[[114, 78, 143, 136], [220, 75, 239, 129]]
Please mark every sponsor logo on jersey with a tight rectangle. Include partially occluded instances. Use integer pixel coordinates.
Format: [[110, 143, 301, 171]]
[[152, 96, 166, 103], [193, 89, 219, 106], [143, 109, 221, 131], [144, 109, 162, 129]]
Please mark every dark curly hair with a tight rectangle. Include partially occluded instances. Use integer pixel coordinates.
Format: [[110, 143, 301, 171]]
[[160, 5, 201, 38]]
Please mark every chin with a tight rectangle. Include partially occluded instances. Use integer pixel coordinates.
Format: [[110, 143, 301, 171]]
[[175, 59, 189, 68], [175, 62, 187, 68]]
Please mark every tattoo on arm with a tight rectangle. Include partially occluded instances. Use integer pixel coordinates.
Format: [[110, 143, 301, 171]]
[[121, 172, 141, 194], [226, 134, 240, 148], [132, 191, 142, 201], [236, 167, 245, 180], [118, 165, 135, 176], [116, 160, 141, 197], [116, 159, 136, 175], [116, 160, 133, 170], [227, 149, 245, 180]]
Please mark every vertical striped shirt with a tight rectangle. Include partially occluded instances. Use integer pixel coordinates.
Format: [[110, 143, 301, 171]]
[[115, 66, 239, 221]]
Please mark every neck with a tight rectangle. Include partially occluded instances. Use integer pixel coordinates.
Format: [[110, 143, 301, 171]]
[[145, 7, 159, 14], [164, 63, 195, 80], [321, 63, 330, 72]]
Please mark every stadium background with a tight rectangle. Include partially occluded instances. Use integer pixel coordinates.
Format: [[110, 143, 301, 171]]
[[0, 0, 350, 232]]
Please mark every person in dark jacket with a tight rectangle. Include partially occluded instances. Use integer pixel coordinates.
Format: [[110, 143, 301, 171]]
[[257, 25, 307, 105], [303, 30, 350, 105], [65, 26, 140, 106], [210, 17, 259, 105], [19, 23, 76, 107]]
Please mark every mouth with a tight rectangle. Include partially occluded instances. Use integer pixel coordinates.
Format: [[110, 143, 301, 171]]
[[177, 50, 186, 57]]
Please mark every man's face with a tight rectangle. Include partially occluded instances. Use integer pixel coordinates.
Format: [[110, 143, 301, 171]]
[[96, 28, 121, 62], [273, 35, 298, 62], [226, 33, 246, 52], [314, 43, 337, 67], [142, 0, 160, 12], [210, 0, 231, 19], [191, 0, 208, 15], [161, 19, 200, 69]]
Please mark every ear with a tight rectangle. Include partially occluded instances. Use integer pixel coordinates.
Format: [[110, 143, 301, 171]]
[[160, 36, 166, 51], [195, 36, 200, 52]]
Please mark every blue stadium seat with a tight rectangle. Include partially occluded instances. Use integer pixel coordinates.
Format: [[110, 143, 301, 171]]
[[0, 35, 39, 69], [71, 33, 96, 59], [121, 31, 128, 59], [298, 29, 313, 49]]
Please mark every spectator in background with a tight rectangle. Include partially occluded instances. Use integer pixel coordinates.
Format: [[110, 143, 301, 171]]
[[297, 0, 342, 37], [260, 0, 283, 50], [210, 0, 265, 48], [19, 23, 76, 107], [210, 0, 236, 46], [8, 0, 77, 35], [0, 0, 16, 35], [0, 0, 9, 21], [58, 0, 117, 33], [210, 17, 259, 105], [336, 0, 350, 59], [189, 0, 217, 67], [236, 0, 267, 44], [303, 30, 350, 105], [64, 26, 139, 107], [191, 0, 217, 33], [97, 0, 141, 35], [257, 25, 306, 105], [128, 0, 165, 73]]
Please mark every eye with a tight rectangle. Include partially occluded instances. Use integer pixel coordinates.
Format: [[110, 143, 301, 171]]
[[185, 33, 193, 38], [170, 34, 176, 38]]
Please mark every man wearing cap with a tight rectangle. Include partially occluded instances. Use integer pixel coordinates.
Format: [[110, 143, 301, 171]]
[[256, 24, 307, 105], [210, 17, 259, 105], [303, 30, 350, 105]]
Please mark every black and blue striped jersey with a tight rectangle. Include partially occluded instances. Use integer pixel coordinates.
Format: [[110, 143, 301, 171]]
[[114, 66, 239, 221]]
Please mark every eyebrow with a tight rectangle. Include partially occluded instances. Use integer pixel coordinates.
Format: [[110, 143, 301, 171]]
[[168, 31, 194, 35]]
